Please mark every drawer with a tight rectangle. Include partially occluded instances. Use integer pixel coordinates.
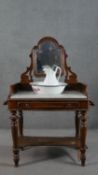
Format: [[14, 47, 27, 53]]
[[8, 100, 88, 110], [17, 102, 33, 109]]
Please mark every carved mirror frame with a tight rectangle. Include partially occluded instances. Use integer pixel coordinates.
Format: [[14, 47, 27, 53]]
[[21, 36, 77, 84], [30, 37, 68, 77]]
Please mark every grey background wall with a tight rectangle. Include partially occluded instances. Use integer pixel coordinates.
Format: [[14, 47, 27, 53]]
[[0, 0, 98, 129]]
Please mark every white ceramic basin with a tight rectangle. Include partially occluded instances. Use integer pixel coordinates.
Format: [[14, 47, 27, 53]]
[[30, 82, 67, 94]]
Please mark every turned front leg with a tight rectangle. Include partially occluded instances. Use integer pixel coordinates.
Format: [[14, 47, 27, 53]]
[[80, 111, 87, 166], [10, 110, 19, 167]]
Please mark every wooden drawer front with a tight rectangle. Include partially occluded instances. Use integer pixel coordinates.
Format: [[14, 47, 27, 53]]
[[17, 102, 33, 109], [8, 100, 88, 110], [64, 102, 80, 109]]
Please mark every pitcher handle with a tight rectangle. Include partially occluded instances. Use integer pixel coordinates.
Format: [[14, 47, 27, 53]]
[[54, 66, 61, 80]]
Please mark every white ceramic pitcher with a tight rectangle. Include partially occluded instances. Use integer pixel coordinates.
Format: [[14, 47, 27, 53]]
[[43, 65, 61, 85]]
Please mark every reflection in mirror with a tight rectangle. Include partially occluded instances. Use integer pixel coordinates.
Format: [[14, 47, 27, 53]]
[[37, 42, 61, 73]]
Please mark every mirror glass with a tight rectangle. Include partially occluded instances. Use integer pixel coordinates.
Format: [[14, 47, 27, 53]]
[[36, 42, 61, 73]]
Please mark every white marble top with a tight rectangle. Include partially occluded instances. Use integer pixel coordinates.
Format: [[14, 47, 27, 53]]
[[10, 91, 87, 100]]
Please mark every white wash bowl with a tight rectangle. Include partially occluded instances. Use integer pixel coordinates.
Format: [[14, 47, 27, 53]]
[[30, 82, 67, 94]]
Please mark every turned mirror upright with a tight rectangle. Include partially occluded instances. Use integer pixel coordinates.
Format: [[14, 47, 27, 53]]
[[5, 36, 93, 167]]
